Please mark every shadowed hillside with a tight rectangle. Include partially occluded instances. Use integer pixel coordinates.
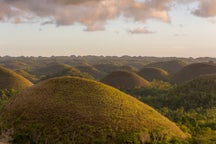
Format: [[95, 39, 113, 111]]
[[145, 60, 187, 74], [0, 66, 33, 90], [138, 67, 169, 81], [171, 62, 216, 84], [101, 71, 150, 89], [0, 76, 187, 143]]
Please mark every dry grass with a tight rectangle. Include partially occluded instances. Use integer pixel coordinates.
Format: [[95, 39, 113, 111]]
[[1, 76, 187, 143]]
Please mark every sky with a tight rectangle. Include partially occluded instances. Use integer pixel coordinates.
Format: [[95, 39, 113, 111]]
[[0, 0, 216, 57]]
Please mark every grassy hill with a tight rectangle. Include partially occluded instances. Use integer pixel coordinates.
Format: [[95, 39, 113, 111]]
[[0, 76, 187, 143], [145, 60, 187, 74], [94, 63, 138, 74], [171, 62, 216, 84], [0, 66, 33, 90], [15, 69, 38, 83], [101, 71, 150, 90], [76, 65, 106, 80], [30, 62, 93, 81], [138, 67, 169, 81]]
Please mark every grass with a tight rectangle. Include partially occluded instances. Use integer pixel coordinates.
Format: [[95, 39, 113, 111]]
[[101, 70, 150, 90], [1, 76, 187, 143], [0, 66, 33, 90]]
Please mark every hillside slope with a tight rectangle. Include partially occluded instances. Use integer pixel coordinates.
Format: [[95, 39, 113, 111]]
[[0, 66, 33, 90], [1, 77, 187, 143]]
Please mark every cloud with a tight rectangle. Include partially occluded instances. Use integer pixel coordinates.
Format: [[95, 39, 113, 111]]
[[128, 27, 156, 34], [0, 0, 171, 30], [193, 0, 216, 17], [1, 0, 216, 31]]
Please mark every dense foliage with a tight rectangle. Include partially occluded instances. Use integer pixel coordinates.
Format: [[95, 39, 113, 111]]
[[126, 80, 216, 143]]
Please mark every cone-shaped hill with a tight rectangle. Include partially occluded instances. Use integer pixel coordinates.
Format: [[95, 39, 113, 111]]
[[1, 77, 187, 143], [167, 74, 216, 110], [0, 66, 32, 90], [15, 69, 38, 83], [145, 60, 187, 74], [138, 67, 169, 81], [31, 62, 93, 81], [171, 62, 216, 84], [101, 71, 150, 89], [76, 64, 106, 80]]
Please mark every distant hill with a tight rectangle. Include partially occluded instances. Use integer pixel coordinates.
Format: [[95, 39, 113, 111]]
[[93, 64, 137, 74], [76, 65, 106, 80], [0, 66, 33, 90], [30, 62, 93, 81], [138, 67, 169, 81], [1, 77, 187, 143], [15, 69, 38, 83], [171, 62, 216, 84], [145, 60, 187, 74], [101, 71, 150, 89]]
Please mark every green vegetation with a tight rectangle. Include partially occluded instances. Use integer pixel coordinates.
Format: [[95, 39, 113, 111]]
[[138, 67, 169, 81], [0, 77, 187, 144], [127, 78, 216, 143], [0, 66, 33, 90], [101, 71, 150, 90]]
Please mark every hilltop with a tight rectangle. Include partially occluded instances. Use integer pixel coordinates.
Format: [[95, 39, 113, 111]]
[[0, 77, 187, 143], [0, 66, 32, 90], [101, 71, 150, 89], [171, 62, 216, 84], [138, 67, 169, 81]]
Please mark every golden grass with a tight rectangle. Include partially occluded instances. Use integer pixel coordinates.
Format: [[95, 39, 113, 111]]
[[0, 66, 33, 90], [1, 76, 187, 143]]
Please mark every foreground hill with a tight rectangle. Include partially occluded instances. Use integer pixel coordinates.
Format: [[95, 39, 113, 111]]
[[171, 62, 216, 84], [138, 67, 169, 81], [145, 60, 187, 74], [0, 66, 33, 90], [101, 71, 150, 89], [0, 77, 187, 143]]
